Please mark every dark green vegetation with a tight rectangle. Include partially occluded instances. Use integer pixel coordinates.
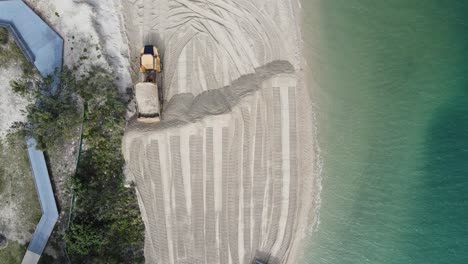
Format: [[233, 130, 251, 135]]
[[12, 67, 144, 263], [0, 27, 8, 44], [14, 70, 82, 150], [0, 30, 30, 75], [37, 253, 55, 264], [61, 69, 144, 263]]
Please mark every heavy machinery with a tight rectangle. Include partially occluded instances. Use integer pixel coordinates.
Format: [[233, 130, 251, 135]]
[[135, 45, 163, 122], [140, 45, 161, 74]]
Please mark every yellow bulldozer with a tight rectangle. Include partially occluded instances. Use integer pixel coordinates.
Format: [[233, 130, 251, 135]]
[[135, 45, 163, 122], [140, 45, 161, 75]]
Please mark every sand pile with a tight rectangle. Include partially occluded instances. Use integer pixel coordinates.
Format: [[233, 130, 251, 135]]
[[121, 0, 320, 263]]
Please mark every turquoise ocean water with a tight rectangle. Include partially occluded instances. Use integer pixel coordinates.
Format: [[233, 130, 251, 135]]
[[302, 1, 468, 263]]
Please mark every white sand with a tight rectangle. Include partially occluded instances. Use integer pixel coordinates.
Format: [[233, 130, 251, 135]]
[[121, 0, 320, 263]]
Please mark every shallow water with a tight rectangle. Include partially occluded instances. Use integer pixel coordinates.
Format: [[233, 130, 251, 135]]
[[302, 1, 468, 263]]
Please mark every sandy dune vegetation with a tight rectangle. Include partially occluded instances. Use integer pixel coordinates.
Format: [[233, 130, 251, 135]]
[[122, 0, 320, 263]]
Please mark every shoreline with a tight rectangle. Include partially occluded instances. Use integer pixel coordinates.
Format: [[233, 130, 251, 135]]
[[292, 0, 325, 263]]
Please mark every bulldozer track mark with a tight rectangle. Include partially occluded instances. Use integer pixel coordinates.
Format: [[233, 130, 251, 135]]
[[204, 127, 219, 264], [190, 135, 206, 262], [147, 140, 171, 263], [252, 99, 266, 252], [275, 86, 299, 263], [241, 107, 252, 264], [170, 136, 190, 259], [264, 87, 283, 252], [218, 127, 230, 264], [227, 120, 241, 264]]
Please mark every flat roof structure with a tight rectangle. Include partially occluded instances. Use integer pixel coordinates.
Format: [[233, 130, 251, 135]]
[[0, 0, 63, 77], [24, 139, 59, 260]]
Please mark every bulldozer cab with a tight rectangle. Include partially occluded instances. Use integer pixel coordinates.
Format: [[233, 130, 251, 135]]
[[140, 45, 161, 73]]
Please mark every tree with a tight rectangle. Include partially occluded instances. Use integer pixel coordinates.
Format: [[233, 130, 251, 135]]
[[21, 68, 82, 150], [66, 67, 145, 263]]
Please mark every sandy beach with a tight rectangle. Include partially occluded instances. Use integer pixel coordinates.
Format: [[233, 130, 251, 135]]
[[8, 0, 321, 263], [121, 0, 321, 263]]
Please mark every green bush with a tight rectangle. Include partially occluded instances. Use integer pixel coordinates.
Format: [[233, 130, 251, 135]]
[[13, 66, 144, 263], [0, 38, 32, 76], [65, 68, 144, 263], [65, 224, 106, 256], [0, 241, 27, 264], [24, 69, 81, 150], [9, 79, 30, 96], [0, 27, 8, 44]]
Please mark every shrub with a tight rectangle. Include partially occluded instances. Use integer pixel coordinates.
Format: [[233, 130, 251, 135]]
[[25, 69, 81, 150], [15, 66, 145, 263], [10, 78, 30, 96], [0, 37, 32, 76], [0, 27, 8, 44], [65, 68, 144, 263]]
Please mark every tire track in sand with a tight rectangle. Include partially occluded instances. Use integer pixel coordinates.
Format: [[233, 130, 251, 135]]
[[190, 135, 206, 262]]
